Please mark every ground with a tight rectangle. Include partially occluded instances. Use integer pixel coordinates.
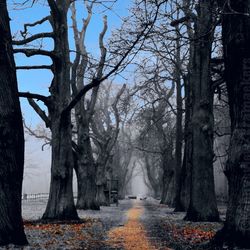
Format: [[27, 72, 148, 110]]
[[0, 198, 239, 250]]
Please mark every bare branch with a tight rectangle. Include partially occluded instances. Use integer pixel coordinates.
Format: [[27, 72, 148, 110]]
[[14, 48, 55, 58], [42, 142, 51, 151], [96, 15, 108, 79], [88, 15, 108, 116], [20, 16, 50, 38], [27, 98, 51, 128], [100, 22, 152, 83], [23, 120, 51, 142], [70, 2, 84, 96], [19, 92, 50, 106], [103, 84, 127, 153], [16, 65, 52, 70], [112, 84, 126, 130], [13, 32, 54, 45], [63, 79, 100, 117], [170, 15, 194, 27], [63, 3, 162, 115]]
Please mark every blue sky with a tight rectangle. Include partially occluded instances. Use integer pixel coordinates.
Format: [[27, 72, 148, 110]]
[[8, 0, 131, 125]]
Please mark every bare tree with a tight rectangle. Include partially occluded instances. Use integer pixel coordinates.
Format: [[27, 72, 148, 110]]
[[171, 0, 219, 221], [70, 1, 107, 210], [59, 0, 159, 210], [214, 0, 250, 247], [0, 0, 27, 244], [14, 0, 80, 220], [119, 0, 186, 208], [143, 153, 163, 198], [91, 83, 126, 205], [184, 0, 219, 222], [134, 73, 176, 205], [110, 89, 137, 199], [13, 0, 160, 217]]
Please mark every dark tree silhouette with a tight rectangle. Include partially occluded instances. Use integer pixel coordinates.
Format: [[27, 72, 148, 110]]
[[184, 0, 219, 222], [214, 0, 250, 247], [0, 0, 28, 245], [41, 0, 78, 220]]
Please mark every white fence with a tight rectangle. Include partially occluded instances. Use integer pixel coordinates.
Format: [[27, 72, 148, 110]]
[[22, 193, 78, 201]]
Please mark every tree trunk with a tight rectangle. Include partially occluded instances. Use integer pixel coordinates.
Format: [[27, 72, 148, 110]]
[[178, 0, 194, 212], [42, 2, 78, 220], [94, 158, 110, 206], [96, 184, 107, 206], [153, 186, 161, 199], [185, 0, 219, 222], [0, 1, 28, 245], [96, 162, 106, 206], [214, 1, 250, 247], [144, 155, 162, 199], [96, 149, 110, 206], [76, 114, 99, 210], [118, 186, 126, 200], [166, 177, 175, 205], [160, 154, 174, 205], [174, 34, 183, 210], [43, 115, 78, 220], [179, 75, 192, 212], [179, 152, 191, 211], [160, 172, 174, 205]]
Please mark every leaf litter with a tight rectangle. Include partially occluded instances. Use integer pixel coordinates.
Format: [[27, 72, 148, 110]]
[[0, 199, 228, 249]]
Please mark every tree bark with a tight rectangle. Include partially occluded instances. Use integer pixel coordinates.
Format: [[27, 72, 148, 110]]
[[75, 113, 99, 210], [173, 30, 183, 211], [178, 0, 194, 212], [96, 151, 109, 206], [179, 150, 191, 211], [160, 150, 175, 205], [0, 0, 28, 245], [166, 177, 175, 205], [42, 1, 78, 220], [144, 155, 162, 199], [179, 76, 192, 211], [185, 0, 219, 222], [214, 0, 250, 247], [160, 170, 174, 205]]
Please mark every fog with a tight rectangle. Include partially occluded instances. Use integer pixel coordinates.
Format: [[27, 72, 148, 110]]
[[23, 135, 149, 197], [130, 162, 149, 197], [23, 135, 51, 194]]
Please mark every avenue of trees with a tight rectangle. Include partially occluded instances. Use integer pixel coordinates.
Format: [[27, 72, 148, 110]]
[[0, 0, 249, 248]]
